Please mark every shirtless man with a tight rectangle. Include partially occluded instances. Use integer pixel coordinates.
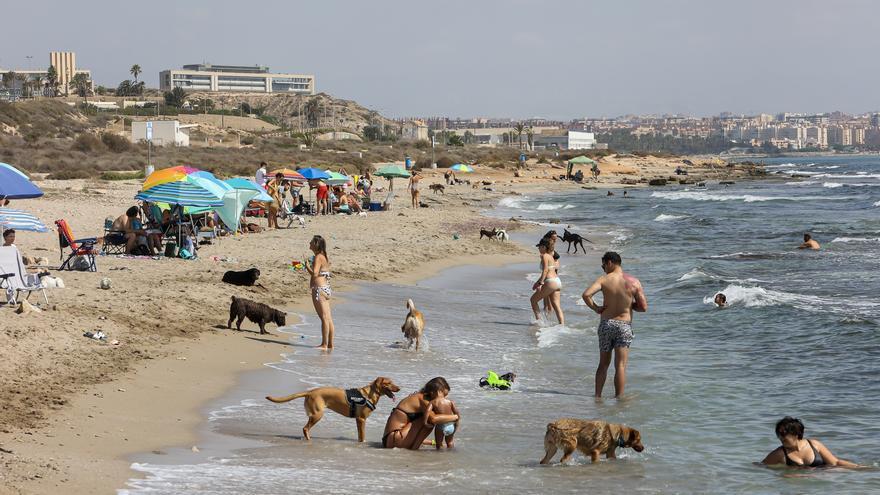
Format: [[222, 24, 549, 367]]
[[582, 251, 648, 398], [109, 206, 155, 254], [798, 233, 820, 250]]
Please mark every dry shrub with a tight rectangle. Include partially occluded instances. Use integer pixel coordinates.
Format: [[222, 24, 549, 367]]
[[101, 133, 131, 153], [47, 168, 92, 180], [72, 134, 105, 153], [435, 156, 455, 168]]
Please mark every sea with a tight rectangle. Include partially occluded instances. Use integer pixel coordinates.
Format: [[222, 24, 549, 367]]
[[121, 155, 880, 494]]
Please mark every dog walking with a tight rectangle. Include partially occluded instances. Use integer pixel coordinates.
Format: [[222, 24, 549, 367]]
[[581, 252, 647, 398]]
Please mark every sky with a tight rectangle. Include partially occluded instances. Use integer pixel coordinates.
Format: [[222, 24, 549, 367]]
[[3, 0, 879, 119]]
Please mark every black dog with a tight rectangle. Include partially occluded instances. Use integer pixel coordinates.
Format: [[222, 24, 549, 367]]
[[562, 229, 592, 254], [222, 267, 260, 286], [480, 227, 500, 239], [227, 296, 286, 334]]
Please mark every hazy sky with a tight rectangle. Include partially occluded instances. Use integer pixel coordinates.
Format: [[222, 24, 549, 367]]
[[4, 0, 879, 119]]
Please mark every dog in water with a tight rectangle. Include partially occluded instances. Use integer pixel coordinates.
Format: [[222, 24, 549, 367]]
[[222, 267, 260, 286], [562, 229, 591, 254], [429, 184, 445, 194], [401, 298, 425, 351], [540, 419, 644, 465], [227, 296, 286, 334], [266, 377, 400, 442]]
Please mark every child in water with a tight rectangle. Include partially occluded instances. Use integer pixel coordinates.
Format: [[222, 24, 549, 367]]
[[431, 395, 460, 449]]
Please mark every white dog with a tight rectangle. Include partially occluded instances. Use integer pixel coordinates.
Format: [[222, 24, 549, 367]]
[[495, 229, 510, 242]]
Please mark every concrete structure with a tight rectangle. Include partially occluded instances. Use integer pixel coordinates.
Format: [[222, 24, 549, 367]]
[[533, 130, 596, 150], [401, 120, 429, 141], [160, 64, 315, 94], [131, 120, 195, 147], [0, 51, 91, 95]]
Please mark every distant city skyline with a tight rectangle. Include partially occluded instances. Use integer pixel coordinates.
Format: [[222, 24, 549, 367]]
[[3, 0, 880, 119]]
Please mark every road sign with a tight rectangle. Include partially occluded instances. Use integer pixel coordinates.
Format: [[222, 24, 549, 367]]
[[146, 121, 153, 142]]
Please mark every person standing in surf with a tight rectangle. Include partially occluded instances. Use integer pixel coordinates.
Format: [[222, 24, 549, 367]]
[[531, 238, 564, 326], [582, 252, 647, 398]]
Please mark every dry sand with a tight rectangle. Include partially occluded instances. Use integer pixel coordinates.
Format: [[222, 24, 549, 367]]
[[0, 157, 751, 494]]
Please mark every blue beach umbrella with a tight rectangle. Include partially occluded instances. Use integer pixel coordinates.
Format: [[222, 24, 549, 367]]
[[0, 207, 48, 232], [0, 163, 43, 199], [297, 167, 331, 180]]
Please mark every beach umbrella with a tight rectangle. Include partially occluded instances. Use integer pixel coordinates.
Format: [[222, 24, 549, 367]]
[[297, 167, 330, 180], [270, 168, 306, 184], [374, 165, 411, 178], [136, 166, 226, 208], [225, 178, 273, 202], [450, 164, 474, 173], [323, 171, 351, 186], [0, 207, 48, 232], [0, 163, 43, 199]]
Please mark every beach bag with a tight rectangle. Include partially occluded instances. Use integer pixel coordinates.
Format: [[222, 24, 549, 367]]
[[132, 244, 151, 256], [70, 256, 91, 271], [178, 248, 195, 260], [164, 242, 178, 258]]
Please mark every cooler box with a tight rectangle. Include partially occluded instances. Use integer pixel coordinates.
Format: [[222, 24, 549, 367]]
[[369, 202, 383, 212]]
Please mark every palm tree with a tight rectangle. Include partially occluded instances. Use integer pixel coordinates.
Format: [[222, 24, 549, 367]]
[[526, 127, 534, 151], [46, 65, 58, 97], [513, 122, 525, 150], [70, 73, 92, 103], [130, 64, 142, 83]]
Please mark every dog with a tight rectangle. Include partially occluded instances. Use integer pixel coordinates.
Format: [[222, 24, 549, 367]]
[[480, 227, 501, 240], [540, 419, 644, 465], [562, 229, 592, 254], [401, 298, 425, 351], [39, 274, 65, 289], [266, 377, 400, 442], [227, 296, 286, 334], [222, 267, 260, 286], [494, 229, 509, 242], [429, 184, 445, 194]]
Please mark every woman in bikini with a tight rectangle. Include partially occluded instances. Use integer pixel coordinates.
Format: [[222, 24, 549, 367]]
[[530, 238, 564, 326], [408, 171, 421, 208], [306, 235, 335, 350], [382, 377, 460, 450], [761, 416, 861, 468]]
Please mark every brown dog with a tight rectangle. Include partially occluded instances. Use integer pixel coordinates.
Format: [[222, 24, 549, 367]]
[[227, 296, 286, 334], [265, 377, 400, 442], [401, 298, 425, 351], [540, 419, 644, 464]]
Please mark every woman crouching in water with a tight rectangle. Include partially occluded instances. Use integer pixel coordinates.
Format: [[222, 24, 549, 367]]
[[306, 235, 335, 350], [382, 377, 460, 449]]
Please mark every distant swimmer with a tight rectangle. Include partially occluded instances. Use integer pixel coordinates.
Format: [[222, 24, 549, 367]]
[[714, 293, 727, 307], [607, 191, 615, 197], [582, 252, 648, 398], [798, 233, 820, 250], [623, 190, 629, 198], [761, 417, 862, 468]]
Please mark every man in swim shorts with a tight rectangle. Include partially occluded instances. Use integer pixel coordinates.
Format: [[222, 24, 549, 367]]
[[582, 252, 648, 398]]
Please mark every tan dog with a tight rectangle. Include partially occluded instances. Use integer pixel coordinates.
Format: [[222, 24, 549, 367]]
[[540, 418, 644, 464], [266, 377, 400, 442], [401, 298, 425, 351]]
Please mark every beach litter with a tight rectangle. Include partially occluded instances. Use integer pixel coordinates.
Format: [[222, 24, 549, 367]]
[[99, 278, 112, 290], [83, 331, 107, 341]]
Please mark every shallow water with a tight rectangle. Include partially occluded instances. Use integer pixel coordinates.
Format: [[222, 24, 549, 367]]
[[122, 155, 880, 494]]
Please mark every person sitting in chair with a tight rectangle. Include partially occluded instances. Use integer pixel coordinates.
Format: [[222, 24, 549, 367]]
[[108, 206, 158, 255]]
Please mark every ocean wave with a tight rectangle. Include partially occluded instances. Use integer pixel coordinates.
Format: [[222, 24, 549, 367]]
[[650, 191, 833, 203], [875, 201, 880, 207], [706, 251, 787, 260], [831, 237, 880, 243], [536, 203, 575, 210], [607, 229, 632, 245], [784, 180, 819, 186], [498, 196, 526, 208], [654, 213, 688, 222], [784, 170, 823, 176], [764, 162, 799, 169], [823, 182, 843, 188], [678, 268, 713, 282], [814, 173, 880, 179], [536, 324, 580, 348], [703, 284, 810, 309]]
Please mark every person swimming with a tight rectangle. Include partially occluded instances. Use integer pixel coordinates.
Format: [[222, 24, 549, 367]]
[[761, 416, 861, 468], [714, 293, 727, 307], [798, 233, 820, 250]]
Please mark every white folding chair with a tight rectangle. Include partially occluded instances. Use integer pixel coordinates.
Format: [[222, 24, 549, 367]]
[[0, 246, 49, 305]]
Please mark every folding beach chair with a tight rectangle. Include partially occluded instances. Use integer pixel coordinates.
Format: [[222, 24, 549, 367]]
[[101, 217, 127, 255], [55, 219, 98, 272], [0, 246, 49, 305]]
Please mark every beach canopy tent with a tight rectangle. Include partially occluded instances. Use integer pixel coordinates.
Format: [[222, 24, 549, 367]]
[[136, 166, 226, 208], [0, 163, 43, 200], [0, 208, 48, 232], [450, 164, 473, 173], [374, 165, 410, 178], [225, 178, 272, 202], [297, 168, 331, 180], [566, 155, 597, 179]]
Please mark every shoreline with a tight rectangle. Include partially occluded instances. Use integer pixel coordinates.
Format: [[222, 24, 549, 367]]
[[1, 158, 750, 495]]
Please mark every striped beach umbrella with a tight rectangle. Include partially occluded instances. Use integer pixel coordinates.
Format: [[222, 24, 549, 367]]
[[270, 168, 306, 183], [0, 162, 43, 199], [450, 164, 473, 173], [0, 207, 48, 232], [136, 166, 226, 208]]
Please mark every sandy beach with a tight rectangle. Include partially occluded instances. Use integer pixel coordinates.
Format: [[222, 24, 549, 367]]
[[0, 157, 752, 494]]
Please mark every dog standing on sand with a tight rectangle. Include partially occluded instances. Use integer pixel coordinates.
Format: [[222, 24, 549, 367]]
[[540, 418, 644, 465], [401, 298, 425, 351], [227, 296, 286, 334], [429, 184, 445, 194], [266, 377, 401, 442]]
